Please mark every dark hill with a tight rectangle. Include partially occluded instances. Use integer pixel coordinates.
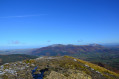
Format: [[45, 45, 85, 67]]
[[0, 54, 38, 65]]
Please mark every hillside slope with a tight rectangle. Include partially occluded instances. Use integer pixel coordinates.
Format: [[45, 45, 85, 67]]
[[0, 54, 38, 65], [0, 56, 119, 79]]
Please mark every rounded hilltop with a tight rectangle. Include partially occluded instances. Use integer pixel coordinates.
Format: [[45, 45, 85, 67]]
[[0, 56, 119, 79]]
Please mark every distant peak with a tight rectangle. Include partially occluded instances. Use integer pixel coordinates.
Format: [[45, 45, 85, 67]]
[[89, 44, 102, 47], [49, 44, 64, 47]]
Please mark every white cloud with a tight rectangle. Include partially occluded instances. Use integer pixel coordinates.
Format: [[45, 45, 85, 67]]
[[0, 14, 47, 18]]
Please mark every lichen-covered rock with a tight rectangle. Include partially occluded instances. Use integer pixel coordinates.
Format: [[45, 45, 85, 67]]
[[45, 70, 92, 79], [45, 71, 67, 79], [0, 56, 118, 79]]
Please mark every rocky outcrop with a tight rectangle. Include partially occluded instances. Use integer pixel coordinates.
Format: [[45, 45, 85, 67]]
[[46, 70, 91, 79], [0, 56, 118, 79]]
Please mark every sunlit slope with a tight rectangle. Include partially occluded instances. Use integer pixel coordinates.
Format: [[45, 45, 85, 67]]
[[64, 56, 119, 79]]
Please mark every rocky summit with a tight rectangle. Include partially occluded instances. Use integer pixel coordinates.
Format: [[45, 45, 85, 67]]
[[0, 56, 119, 79]]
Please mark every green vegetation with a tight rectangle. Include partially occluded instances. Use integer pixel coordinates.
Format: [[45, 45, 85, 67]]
[[72, 52, 119, 72], [64, 56, 119, 79], [0, 54, 38, 65]]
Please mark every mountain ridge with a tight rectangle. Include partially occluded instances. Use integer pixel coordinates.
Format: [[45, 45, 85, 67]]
[[30, 44, 106, 56]]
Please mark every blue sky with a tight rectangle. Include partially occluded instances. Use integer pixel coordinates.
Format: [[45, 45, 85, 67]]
[[0, 0, 119, 48]]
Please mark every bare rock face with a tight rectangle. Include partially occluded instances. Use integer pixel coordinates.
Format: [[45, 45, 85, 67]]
[[0, 56, 119, 79]]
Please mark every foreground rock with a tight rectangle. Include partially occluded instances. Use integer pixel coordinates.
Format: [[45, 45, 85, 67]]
[[0, 56, 119, 79]]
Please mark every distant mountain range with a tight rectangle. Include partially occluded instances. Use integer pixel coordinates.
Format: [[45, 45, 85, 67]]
[[30, 44, 106, 56]]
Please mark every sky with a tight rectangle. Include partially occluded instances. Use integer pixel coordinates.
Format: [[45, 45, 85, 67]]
[[0, 0, 119, 49]]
